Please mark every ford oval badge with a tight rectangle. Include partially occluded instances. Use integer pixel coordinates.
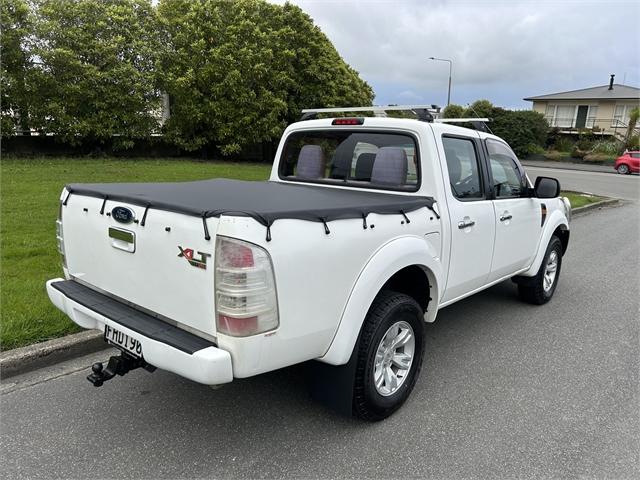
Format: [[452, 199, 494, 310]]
[[111, 206, 134, 224]]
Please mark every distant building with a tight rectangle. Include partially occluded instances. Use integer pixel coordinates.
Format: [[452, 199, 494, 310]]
[[524, 75, 639, 137]]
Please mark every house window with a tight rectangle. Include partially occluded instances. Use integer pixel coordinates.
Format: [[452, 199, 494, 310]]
[[555, 105, 575, 128], [612, 104, 639, 127], [544, 104, 577, 128], [545, 104, 556, 125], [613, 105, 625, 126], [586, 106, 598, 128]]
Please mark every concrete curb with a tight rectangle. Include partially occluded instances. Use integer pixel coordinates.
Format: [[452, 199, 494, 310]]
[[0, 196, 622, 380], [1, 330, 108, 379], [571, 198, 620, 215]]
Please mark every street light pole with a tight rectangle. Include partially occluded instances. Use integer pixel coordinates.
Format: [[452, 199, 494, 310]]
[[428, 57, 453, 106]]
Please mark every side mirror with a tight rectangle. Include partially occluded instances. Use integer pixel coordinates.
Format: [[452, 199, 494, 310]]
[[534, 176, 560, 198]]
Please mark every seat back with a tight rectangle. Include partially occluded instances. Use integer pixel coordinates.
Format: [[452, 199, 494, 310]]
[[370, 147, 408, 186], [330, 152, 351, 180], [354, 153, 376, 181], [296, 145, 325, 179], [444, 147, 462, 183]]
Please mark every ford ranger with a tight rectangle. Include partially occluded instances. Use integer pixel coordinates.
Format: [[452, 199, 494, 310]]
[[46, 105, 571, 420]]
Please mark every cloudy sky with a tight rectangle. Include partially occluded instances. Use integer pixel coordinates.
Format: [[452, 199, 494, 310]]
[[271, 0, 640, 109]]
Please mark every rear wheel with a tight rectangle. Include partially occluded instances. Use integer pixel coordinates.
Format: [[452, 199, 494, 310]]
[[518, 236, 563, 305], [353, 291, 425, 421], [617, 164, 630, 174]]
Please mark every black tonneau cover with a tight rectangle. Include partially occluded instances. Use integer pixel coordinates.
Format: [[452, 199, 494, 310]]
[[65, 179, 437, 240]]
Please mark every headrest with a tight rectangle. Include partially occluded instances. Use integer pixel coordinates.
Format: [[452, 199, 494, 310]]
[[296, 145, 325, 179], [445, 149, 462, 183], [371, 147, 408, 186]]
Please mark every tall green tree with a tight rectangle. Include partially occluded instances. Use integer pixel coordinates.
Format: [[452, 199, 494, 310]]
[[625, 106, 639, 148], [276, 2, 373, 124], [28, 0, 160, 148], [158, 0, 373, 154], [442, 104, 464, 118], [1, 0, 32, 136], [463, 99, 494, 119]]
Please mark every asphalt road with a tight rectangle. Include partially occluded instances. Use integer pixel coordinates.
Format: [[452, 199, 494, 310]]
[[2, 204, 639, 479], [525, 166, 639, 201]]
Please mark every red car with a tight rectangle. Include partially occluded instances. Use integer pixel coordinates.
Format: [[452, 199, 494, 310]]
[[615, 151, 640, 174]]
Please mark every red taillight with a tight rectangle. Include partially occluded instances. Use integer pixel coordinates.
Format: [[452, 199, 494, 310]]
[[220, 242, 254, 267], [215, 237, 279, 337], [217, 315, 258, 336], [332, 117, 364, 125]]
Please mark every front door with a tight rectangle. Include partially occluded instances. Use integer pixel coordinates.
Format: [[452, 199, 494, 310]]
[[440, 135, 495, 303], [485, 139, 541, 281], [575, 105, 589, 128]]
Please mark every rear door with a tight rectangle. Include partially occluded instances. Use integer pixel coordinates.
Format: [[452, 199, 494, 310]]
[[484, 139, 541, 282], [440, 134, 495, 303]]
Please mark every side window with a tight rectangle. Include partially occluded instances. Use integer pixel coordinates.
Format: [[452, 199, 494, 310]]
[[631, 153, 640, 159], [486, 139, 525, 198], [442, 136, 483, 200]]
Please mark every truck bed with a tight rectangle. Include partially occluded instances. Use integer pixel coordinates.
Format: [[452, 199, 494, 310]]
[[65, 179, 437, 239]]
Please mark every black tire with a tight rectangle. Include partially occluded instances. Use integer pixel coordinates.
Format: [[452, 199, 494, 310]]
[[617, 164, 630, 175], [353, 290, 425, 421], [518, 236, 563, 305]]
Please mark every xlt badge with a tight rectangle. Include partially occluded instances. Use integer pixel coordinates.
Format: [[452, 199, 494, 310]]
[[178, 246, 211, 270]]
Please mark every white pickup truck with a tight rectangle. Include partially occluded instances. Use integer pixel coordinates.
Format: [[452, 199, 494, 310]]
[[47, 106, 571, 420]]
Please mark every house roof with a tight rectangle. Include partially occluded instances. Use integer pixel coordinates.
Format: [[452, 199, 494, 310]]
[[524, 84, 640, 101]]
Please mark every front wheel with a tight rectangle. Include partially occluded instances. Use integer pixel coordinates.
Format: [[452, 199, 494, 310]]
[[518, 236, 563, 305], [353, 291, 425, 421], [617, 164, 630, 174]]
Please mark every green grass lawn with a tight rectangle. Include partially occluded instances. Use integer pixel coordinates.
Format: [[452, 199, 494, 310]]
[[561, 191, 605, 209], [1, 157, 271, 350]]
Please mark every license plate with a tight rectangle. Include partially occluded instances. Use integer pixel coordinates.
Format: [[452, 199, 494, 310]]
[[104, 324, 143, 359]]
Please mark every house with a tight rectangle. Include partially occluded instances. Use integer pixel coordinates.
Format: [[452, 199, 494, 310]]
[[524, 75, 640, 137]]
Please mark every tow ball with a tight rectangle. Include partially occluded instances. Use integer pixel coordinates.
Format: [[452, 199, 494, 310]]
[[87, 353, 156, 387]]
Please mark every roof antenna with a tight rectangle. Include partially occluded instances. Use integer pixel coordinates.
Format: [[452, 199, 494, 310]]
[[465, 103, 494, 134]]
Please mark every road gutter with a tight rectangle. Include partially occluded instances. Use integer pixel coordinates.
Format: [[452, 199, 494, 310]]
[[1, 330, 107, 379]]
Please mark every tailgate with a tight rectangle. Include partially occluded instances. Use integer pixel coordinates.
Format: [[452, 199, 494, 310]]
[[61, 195, 218, 336]]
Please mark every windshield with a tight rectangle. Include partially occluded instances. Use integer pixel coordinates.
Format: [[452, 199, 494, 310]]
[[278, 130, 420, 191]]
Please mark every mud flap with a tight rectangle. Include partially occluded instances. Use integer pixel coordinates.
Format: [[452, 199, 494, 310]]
[[307, 347, 358, 417]]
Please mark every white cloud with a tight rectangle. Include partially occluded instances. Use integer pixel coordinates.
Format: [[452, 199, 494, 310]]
[[270, 0, 640, 107]]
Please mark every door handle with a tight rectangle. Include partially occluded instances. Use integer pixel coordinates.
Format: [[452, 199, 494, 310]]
[[500, 214, 513, 222], [458, 220, 476, 229]]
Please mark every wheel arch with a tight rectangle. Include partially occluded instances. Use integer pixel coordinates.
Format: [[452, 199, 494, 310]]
[[381, 265, 439, 322], [521, 210, 569, 277], [319, 236, 443, 366]]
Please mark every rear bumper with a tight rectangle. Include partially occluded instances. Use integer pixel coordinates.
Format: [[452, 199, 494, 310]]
[[46, 279, 233, 385]]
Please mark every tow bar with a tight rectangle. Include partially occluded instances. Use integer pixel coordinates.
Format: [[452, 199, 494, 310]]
[[87, 352, 156, 387]]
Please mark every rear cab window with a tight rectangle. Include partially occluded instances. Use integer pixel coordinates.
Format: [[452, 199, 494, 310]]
[[442, 136, 484, 200], [278, 130, 420, 192]]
